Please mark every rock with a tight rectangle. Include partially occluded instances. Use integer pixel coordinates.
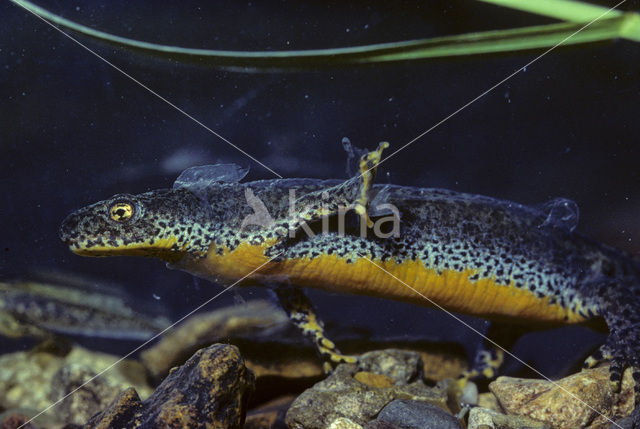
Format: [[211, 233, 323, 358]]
[[477, 393, 502, 413], [328, 417, 364, 429], [84, 388, 142, 429], [358, 349, 423, 384], [86, 344, 254, 429], [467, 407, 550, 429], [342, 342, 467, 382], [489, 365, 635, 429], [377, 399, 462, 428], [285, 349, 450, 429], [61, 348, 152, 398], [415, 348, 467, 382], [0, 349, 61, 415], [0, 346, 151, 425], [353, 371, 395, 388], [467, 408, 494, 429], [376, 399, 462, 429], [364, 421, 400, 429], [0, 412, 36, 429], [49, 363, 122, 425], [139, 344, 254, 428], [0, 409, 60, 428], [612, 414, 635, 429]]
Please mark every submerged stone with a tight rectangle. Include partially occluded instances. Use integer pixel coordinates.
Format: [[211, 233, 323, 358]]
[[0, 346, 150, 425], [86, 344, 254, 429], [489, 365, 635, 428], [376, 399, 463, 429], [328, 417, 365, 429], [49, 363, 124, 425], [477, 392, 501, 413], [83, 388, 142, 429], [467, 407, 549, 429], [285, 349, 450, 429], [0, 412, 37, 429]]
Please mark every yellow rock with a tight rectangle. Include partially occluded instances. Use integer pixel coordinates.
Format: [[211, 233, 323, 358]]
[[328, 417, 364, 429], [354, 371, 395, 388], [477, 392, 502, 412], [418, 349, 467, 381], [489, 365, 635, 429]]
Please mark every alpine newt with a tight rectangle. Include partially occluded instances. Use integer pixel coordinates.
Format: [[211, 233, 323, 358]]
[[59, 143, 640, 424]]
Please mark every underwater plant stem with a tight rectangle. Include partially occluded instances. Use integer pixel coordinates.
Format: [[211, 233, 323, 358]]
[[477, 0, 622, 22], [10, 0, 639, 70], [355, 19, 625, 63], [619, 12, 640, 42]]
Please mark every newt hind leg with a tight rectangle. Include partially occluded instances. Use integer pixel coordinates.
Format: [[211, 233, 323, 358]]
[[459, 322, 527, 382], [588, 279, 640, 387], [587, 278, 640, 426], [274, 284, 356, 373]]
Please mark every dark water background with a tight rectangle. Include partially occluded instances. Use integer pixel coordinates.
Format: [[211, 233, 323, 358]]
[[2, 0, 639, 378]]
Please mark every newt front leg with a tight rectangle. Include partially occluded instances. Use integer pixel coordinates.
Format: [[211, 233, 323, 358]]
[[274, 284, 356, 373], [265, 143, 388, 369]]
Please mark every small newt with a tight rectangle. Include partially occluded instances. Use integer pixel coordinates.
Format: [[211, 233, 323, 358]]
[[60, 143, 640, 424], [0, 280, 170, 341]]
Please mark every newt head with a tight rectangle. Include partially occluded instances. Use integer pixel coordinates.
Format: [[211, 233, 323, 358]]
[[59, 189, 209, 263]]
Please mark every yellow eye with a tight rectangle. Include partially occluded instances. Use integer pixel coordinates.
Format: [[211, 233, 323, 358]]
[[109, 202, 134, 222]]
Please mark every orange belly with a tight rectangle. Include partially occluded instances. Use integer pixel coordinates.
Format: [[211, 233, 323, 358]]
[[187, 241, 585, 324]]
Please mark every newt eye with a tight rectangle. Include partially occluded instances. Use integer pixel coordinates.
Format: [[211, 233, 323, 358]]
[[109, 202, 135, 222]]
